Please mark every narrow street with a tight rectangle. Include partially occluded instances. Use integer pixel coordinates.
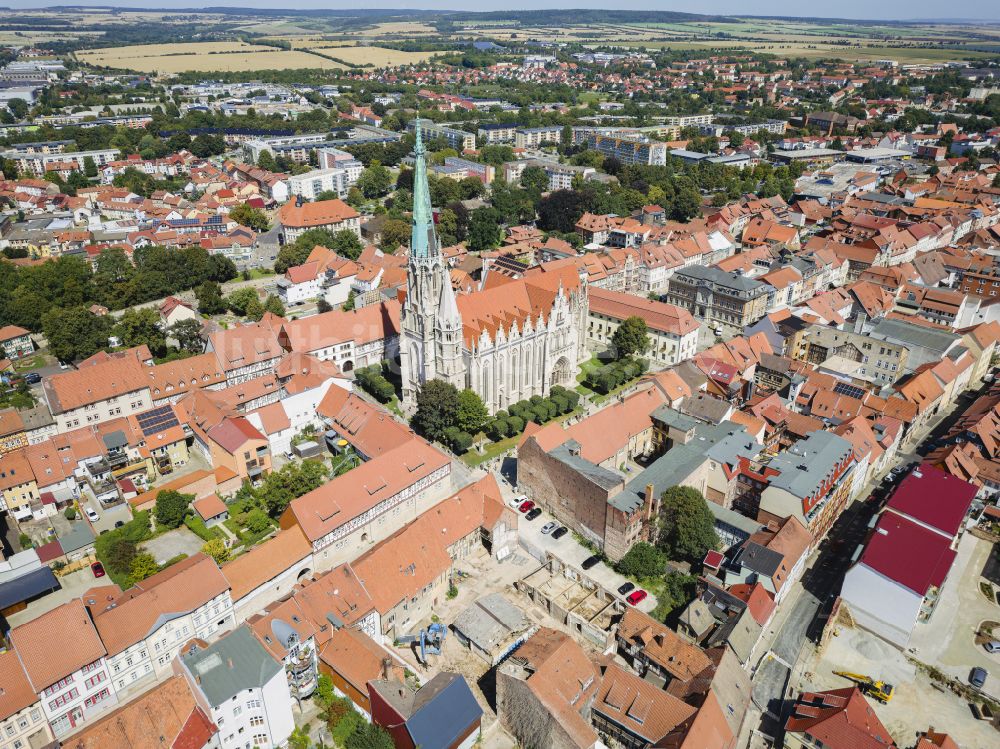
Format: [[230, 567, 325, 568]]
[[747, 377, 992, 743]]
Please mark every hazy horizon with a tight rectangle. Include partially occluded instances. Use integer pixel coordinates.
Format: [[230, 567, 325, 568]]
[[3, 1, 999, 24]]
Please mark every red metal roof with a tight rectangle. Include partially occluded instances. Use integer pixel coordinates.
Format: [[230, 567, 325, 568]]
[[860, 513, 956, 596], [887, 464, 976, 537]]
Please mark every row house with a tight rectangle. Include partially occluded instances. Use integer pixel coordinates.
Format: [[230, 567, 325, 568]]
[[758, 430, 856, 539], [8, 600, 118, 738], [280, 435, 452, 572], [88, 553, 235, 699], [0, 651, 53, 749], [587, 286, 700, 366]]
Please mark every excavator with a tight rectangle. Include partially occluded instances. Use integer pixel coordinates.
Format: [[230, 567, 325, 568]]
[[833, 670, 895, 703]]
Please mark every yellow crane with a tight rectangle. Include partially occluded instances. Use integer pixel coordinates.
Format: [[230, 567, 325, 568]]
[[833, 671, 895, 703]]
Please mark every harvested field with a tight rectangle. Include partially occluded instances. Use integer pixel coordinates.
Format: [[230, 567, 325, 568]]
[[76, 42, 346, 73]]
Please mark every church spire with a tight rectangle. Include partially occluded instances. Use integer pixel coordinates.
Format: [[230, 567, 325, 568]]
[[410, 120, 437, 259]]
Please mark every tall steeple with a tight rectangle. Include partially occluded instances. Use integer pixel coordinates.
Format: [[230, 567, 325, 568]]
[[410, 121, 436, 259], [399, 119, 466, 409]]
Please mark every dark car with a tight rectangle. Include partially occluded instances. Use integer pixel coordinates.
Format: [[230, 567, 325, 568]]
[[581, 555, 601, 570], [518, 500, 534, 513], [525, 507, 542, 521], [970, 666, 988, 689], [90, 561, 106, 578], [23, 372, 41, 384], [617, 582, 635, 595], [551, 526, 568, 540], [626, 590, 648, 606], [114, 520, 125, 528]]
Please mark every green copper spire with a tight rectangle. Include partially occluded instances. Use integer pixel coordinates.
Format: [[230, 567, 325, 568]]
[[411, 120, 437, 258]]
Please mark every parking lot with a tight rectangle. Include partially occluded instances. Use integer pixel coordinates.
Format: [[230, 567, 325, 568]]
[[79, 496, 133, 535], [909, 534, 1000, 694], [505, 491, 659, 615]]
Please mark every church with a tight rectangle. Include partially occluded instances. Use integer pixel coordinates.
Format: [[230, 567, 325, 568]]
[[400, 124, 589, 413]]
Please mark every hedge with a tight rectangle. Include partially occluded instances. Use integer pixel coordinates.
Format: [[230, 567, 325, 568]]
[[355, 364, 395, 403], [483, 386, 578, 443], [583, 357, 649, 394], [184, 514, 224, 542]]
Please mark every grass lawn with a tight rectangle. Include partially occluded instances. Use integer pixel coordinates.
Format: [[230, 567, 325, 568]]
[[244, 268, 275, 280], [13, 353, 46, 371]]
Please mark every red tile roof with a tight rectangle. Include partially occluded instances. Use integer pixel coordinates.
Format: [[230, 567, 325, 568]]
[[861, 513, 956, 596], [886, 464, 977, 537], [785, 687, 896, 749]]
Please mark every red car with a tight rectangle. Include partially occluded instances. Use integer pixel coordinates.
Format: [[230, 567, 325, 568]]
[[518, 500, 535, 513], [91, 561, 106, 578], [626, 589, 647, 606]]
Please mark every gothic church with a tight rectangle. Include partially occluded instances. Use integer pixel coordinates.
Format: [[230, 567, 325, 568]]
[[400, 124, 588, 413]]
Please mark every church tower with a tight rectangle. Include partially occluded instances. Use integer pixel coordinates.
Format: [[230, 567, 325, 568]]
[[400, 122, 466, 409]]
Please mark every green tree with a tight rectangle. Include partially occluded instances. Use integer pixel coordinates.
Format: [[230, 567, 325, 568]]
[[114, 307, 167, 357], [83, 155, 98, 178], [657, 486, 719, 562], [520, 165, 550, 193], [245, 295, 265, 321], [168, 318, 205, 352], [456, 389, 489, 435], [226, 287, 261, 316], [262, 294, 285, 318], [650, 571, 698, 623], [257, 150, 278, 171], [6, 98, 28, 119], [287, 727, 313, 749], [105, 537, 138, 575], [246, 508, 271, 534], [274, 244, 313, 274], [155, 489, 192, 529], [130, 552, 160, 582], [467, 207, 503, 251], [342, 289, 357, 311], [356, 161, 393, 199], [229, 203, 270, 232], [615, 542, 667, 579], [380, 218, 410, 252], [41, 306, 113, 363], [611, 316, 650, 360], [196, 281, 226, 315], [345, 723, 395, 749], [412, 379, 460, 444], [329, 229, 364, 260], [201, 538, 230, 564]]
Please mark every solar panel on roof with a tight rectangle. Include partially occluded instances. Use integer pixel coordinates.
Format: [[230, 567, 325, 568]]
[[833, 381, 866, 400], [136, 405, 179, 436]]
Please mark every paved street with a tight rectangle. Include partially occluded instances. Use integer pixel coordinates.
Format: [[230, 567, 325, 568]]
[[748, 375, 995, 741]]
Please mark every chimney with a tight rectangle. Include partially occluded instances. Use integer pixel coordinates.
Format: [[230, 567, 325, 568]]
[[643, 483, 656, 523], [382, 657, 394, 682]]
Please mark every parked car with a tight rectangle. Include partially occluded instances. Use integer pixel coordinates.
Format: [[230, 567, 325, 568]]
[[525, 508, 542, 521], [551, 526, 568, 540], [90, 561, 105, 578], [581, 555, 601, 570], [617, 582, 635, 595], [23, 372, 41, 384], [626, 590, 648, 606], [114, 520, 125, 528], [541, 521, 557, 534], [518, 500, 534, 513], [970, 666, 988, 689], [508, 494, 528, 509], [984, 641, 1000, 654], [85, 507, 100, 522]]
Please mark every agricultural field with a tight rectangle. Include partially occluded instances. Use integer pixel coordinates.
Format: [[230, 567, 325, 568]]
[[302, 45, 447, 67], [75, 42, 346, 73]]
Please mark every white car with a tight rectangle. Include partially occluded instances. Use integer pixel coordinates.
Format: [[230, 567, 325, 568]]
[[508, 494, 528, 509], [85, 508, 100, 523]]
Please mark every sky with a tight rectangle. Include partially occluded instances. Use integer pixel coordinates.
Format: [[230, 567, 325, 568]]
[[3, 1, 997, 23]]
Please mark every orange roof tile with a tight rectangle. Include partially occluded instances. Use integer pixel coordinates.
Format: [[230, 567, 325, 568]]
[[10, 600, 106, 691]]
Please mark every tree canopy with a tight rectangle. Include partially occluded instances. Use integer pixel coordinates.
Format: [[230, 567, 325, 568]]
[[657, 486, 719, 562], [611, 316, 650, 360]]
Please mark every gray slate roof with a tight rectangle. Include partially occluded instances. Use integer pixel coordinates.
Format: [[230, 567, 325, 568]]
[[766, 430, 853, 500], [181, 626, 281, 707]]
